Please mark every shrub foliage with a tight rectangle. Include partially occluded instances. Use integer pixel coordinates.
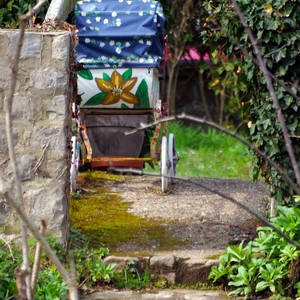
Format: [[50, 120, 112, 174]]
[[0, 0, 49, 28], [202, 0, 300, 204], [209, 205, 300, 299]]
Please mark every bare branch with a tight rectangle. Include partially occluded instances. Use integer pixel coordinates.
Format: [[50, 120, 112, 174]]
[[34, 143, 49, 174], [31, 221, 46, 295], [0, 177, 78, 299], [4, 0, 78, 299], [0, 235, 15, 260], [125, 113, 300, 195], [231, 0, 300, 186]]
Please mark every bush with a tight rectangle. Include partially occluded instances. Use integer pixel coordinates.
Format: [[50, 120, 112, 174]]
[[0, 240, 21, 299], [202, 0, 300, 204], [209, 205, 300, 299], [0, 0, 49, 28]]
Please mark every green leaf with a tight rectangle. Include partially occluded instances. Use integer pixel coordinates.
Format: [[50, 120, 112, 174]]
[[226, 243, 246, 262], [266, 19, 278, 30], [134, 79, 150, 108], [255, 281, 270, 292], [121, 103, 129, 109], [78, 69, 93, 80], [273, 48, 286, 63], [228, 287, 245, 296], [103, 73, 110, 81], [122, 68, 132, 81], [84, 93, 106, 106]]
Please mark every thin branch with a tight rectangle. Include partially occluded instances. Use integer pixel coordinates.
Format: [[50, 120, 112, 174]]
[[4, 1, 78, 299], [0, 178, 78, 299], [0, 235, 15, 260], [231, 0, 300, 186], [125, 113, 300, 195], [34, 143, 49, 174], [31, 221, 46, 295], [111, 167, 300, 251], [5, 14, 32, 300]]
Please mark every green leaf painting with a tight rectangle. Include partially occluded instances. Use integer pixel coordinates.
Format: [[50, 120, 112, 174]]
[[122, 68, 132, 81], [121, 103, 129, 109], [78, 69, 93, 80], [84, 93, 106, 106], [103, 73, 110, 81], [134, 79, 150, 108]]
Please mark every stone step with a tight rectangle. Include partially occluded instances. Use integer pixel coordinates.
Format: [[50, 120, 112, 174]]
[[104, 249, 223, 286]]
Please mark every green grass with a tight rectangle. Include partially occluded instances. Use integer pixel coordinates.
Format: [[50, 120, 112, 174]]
[[150, 121, 253, 179]]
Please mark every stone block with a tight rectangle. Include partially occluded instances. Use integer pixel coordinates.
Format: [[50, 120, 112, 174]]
[[8, 32, 42, 59], [104, 256, 140, 272], [175, 257, 219, 284], [0, 127, 8, 152], [12, 93, 43, 122], [30, 68, 57, 89], [30, 68, 68, 90], [150, 254, 176, 284], [150, 254, 176, 272], [1, 153, 36, 183], [0, 199, 9, 226], [47, 95, 68, 120], [23, 179, 68, 236], [52, 34, 70, 61], [43, 151, 69, 179], [0, 66, 12, 93], [0, 32, 10, 66], [26, 124, 67, 151]]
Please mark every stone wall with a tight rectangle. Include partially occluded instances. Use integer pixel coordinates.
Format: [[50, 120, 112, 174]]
[[0, 30, 72, 241]]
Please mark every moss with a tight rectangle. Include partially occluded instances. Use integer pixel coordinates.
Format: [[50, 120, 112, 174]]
[[70, 170, 188, 253], [204, 253, 222, 260]]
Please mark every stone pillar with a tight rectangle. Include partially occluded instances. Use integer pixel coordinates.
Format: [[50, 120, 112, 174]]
[[0, 30, 72, 242]]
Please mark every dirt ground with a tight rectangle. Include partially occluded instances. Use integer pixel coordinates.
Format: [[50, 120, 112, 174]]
[[105, 173, 269, 254]]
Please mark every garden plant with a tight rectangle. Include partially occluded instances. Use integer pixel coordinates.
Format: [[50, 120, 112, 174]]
[[0, 0, 299, 299]]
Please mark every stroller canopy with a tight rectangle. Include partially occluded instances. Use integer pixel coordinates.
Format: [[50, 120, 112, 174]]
[[75, 0, 165, 69]]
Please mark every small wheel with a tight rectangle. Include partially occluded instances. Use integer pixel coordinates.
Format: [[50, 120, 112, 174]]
[[70, 136, 78, 192], [161, 136, 169, 193], [168, 133, 178, 184]]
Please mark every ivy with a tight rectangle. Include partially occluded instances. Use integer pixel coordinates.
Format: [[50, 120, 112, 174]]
[[202, 0, 300, 205]]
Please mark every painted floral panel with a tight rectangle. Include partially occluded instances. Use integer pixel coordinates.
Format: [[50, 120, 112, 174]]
[[78, 68, 159, 108]]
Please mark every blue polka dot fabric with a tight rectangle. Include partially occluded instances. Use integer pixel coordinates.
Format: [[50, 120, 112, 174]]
[[75, 0, 165, 69]]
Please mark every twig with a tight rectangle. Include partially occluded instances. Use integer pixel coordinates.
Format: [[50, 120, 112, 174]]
[[0, 235, 15, 260], [31, 220, 46, 295], [57, 166, 67, 180], [33, 143, 49, 174], [231, 0, 300, 186], [111, 167, 300, 251], [0, 176, 78, 299], [3, 0, 78, 299], [124, 113, 300, 195]]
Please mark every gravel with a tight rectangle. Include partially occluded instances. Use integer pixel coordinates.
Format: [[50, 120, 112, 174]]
[[107, 174, 269, 253]]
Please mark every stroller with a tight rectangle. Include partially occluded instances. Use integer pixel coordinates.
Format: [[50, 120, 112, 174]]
[[70, 0, 178, 192]]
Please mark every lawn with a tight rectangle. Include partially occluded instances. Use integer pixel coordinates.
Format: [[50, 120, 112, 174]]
[[148, 121, 253, 179]]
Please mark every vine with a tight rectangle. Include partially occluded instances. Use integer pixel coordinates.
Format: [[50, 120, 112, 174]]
[[202, 0, 300, 204]]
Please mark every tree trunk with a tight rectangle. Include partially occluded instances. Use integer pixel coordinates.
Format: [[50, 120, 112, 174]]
[[166, 60, 179, 115], [198, 71, 213, 121]]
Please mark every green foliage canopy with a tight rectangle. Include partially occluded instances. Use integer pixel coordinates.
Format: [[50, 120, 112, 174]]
[[202, 0, 300, 204], [0, 0, 49, 28]]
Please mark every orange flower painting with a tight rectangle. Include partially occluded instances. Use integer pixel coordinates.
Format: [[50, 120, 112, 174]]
[[95, 70, 138, 105]]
